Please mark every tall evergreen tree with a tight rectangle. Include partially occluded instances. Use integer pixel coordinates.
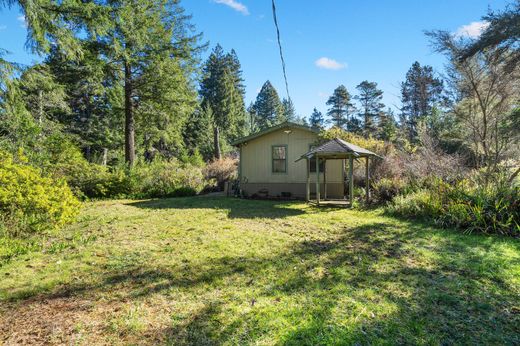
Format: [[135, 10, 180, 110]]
[[200, 44, 247, 159], [309, 107, 324, 129], [378, 108, 398, 141], [183, 105, 213, 160], [91, 0, 201, 165], [282, 98, 296, 122], [326, 85, 356, 130], [0, 63, 64, 156], [0, 0, 108, 57], [246, 102, 258, 134], [400, 61, 445, 142], [252, 80, 284, 130], [45, 45, 123, 162], [355, 80, 385, 137]]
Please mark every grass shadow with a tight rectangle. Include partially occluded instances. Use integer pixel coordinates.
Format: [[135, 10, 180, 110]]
[[126, 196, 307, 219]]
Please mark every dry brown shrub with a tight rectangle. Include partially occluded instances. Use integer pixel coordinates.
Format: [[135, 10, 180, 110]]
[[203, 157, 238, 189]]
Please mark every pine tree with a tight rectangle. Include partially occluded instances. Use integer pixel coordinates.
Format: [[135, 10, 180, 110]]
[[246, 102, 258, 134], [200, 44, 247, 159], [1, 0, 107, 57], [91, 0, 201, 165], [282, 98, 296, 122], [309, 107, 324, 129], [183, 105, 213, 160], [45, 45, 123, 162], [355, 80, 385, 137], [252, 80, 284, 129], [378, 108, 398, 141], [400, 61, 445, 143], [460, 1, 520, 72], [326, 85, 356, 130]]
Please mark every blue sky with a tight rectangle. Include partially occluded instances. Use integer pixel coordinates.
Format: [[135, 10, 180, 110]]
[[0, 0, 510, 118]]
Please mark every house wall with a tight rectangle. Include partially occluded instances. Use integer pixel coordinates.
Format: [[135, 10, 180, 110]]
[[239, 128, 345, 199]]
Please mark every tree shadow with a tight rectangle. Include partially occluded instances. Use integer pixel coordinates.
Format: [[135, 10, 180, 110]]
[[126, 196, 307, 219]]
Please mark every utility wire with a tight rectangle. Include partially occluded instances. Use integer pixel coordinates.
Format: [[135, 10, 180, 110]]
[[271, 0, 291, 104]]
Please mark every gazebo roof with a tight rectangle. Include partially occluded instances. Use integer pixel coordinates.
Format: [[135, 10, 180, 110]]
[[298, 138, 382, 160]]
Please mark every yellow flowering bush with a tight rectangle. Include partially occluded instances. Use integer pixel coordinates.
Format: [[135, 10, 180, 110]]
[[318, 127, 389, 155], [0, 151, 80, 235]]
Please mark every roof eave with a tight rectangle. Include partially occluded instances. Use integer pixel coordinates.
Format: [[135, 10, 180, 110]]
[[231, 122, 319, 146]]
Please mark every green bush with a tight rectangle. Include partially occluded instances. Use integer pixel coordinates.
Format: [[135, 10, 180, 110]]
[[387, 172, 519, 236], [387, 189, 442, 218], [49, 154, 208, 200], [136, 159, 205, 198], [0, 151, 81, 236], [371, 178, 407, 203], [436, 179, 519, 236], [64, 163, 136, 199]]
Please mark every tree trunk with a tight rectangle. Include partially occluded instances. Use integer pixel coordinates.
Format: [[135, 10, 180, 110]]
[[102, 148, 108, 166], [38, 89, 44, 124], [124, 61, 136, 165], [213, 125, 221, 160], [85, 146, 91, 162]]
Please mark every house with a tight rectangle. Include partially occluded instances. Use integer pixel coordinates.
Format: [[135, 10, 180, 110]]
[[232, 122, 346, 199]]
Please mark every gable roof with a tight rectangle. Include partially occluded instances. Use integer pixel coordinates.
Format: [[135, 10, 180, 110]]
[[231, 121, 319, 146], [298, 138, 382, 160]]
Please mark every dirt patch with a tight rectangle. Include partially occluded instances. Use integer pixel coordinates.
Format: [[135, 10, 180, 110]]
[[0, 297, 106, 345]]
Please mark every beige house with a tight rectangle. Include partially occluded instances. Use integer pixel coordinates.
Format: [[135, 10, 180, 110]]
[[232, 122, 346, 199]]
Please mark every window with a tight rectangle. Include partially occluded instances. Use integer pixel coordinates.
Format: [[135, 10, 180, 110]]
[[310, 157, 326, 173], [309, 145, 325, 173], [272, 145, 287, 173]]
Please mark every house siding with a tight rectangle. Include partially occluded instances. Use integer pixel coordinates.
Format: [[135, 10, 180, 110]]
[[239, 128, 345, 198]]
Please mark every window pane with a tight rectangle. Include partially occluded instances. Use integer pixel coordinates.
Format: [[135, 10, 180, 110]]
[[273, 146, 286, 159], [309, 158, 325, 173], [273, 159, 286, 173]]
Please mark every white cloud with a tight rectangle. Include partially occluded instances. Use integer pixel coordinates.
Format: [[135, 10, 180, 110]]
[[454, 21, 490, 39], [213, 0, 249, 15], [17, 15, 27, 28], [318, 91, 328, 99], [0, 25, 6, 31], [315, 57, 347, 70]]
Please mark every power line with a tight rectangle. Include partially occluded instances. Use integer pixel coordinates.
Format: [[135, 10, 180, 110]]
[[271, 0, 291, 104]]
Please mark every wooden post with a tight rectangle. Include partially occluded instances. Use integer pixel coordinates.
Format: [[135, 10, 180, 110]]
[[323, 159, 327, 200], [316, 155, 320, 205], [349, 155, 354, 207], [342, 159, 346, 200], [365, 156, 370, 204], [306, 158, 310, 202]]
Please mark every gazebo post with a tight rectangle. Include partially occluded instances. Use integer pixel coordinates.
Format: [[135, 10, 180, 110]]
[[323, 159, 327, 200], [316, 155, 320, 205], [342, 159, 346, 200], [365, 156, 370, 204], [306, 157, 310, 202], [349, 154, 354, 207]]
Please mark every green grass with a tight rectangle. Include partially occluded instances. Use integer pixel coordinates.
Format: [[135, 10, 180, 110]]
[[1, 197, 519, 345]]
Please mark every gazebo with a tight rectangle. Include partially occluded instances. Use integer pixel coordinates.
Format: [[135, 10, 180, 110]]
[[297, 138, 381, 207]]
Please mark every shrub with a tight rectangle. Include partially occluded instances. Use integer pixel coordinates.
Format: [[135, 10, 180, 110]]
[[319, 127, 387, 154], [60, 163, 136, 199], [387, 171, 519, 236], [371, 177, 408, 204], [136, 159, 206, 198], [0, 151, 80, 236], [387, 189, 442, 219], [203, 157, 238, 190], [436, 177, 519, 236], [50, 155, 209, 200]]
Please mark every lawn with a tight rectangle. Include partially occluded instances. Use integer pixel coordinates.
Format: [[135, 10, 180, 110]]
[[0, 197, 519, 345]]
